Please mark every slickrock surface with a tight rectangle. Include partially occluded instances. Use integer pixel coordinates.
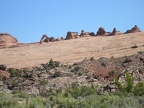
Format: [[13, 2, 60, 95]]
[[0, 32, 144, 68]]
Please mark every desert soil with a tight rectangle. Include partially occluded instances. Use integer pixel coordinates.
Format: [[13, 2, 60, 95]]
[[0, 32, 144, 69]]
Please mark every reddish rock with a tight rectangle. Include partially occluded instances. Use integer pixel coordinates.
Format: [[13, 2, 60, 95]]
[[0, 33, 18, 48], [40, 34, 49, 44], [96, 27, 107, 36], [65, 32, 79, 40], [125, 25, 142, 34], [109, 28, 122, 36], [0, 64, 7, 71], [80, 30, 94, 37], [89, 32, 95, 36], [49, 37, 56, 42], [80, 30, 85, 37]]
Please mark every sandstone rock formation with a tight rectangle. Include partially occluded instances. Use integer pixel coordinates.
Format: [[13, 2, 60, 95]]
[[89, 32, 95, 36], [96, 27, 107, 36], [80, 30, 95, 37], [40, 34, 49, 44], [80, 30, 85, 37], [125, 25, 142, 34], [40, 35, 56, 43], [65, 32, 79, 40], [0, 33, 18, 48], [109, 28, 122, 36], [49, 37, 56, 42]]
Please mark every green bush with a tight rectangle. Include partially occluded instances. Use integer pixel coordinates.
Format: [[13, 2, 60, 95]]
[[114, 78, 124, 92], [66, 85, 97, 98], [48, 58, 60, 68], [125, 72, 134, 93], [90, 57, 94, 61], [134, 81, 144, 96], [53, 71, 61, 78], [15, 92, 29, 98]]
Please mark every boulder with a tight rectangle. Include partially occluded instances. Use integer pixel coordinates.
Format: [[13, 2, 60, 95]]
[[96, 27, 107, 36], [125, 25, 142, 34], [0, 33, 18, 48], [49, 37, 56, 42], [89, 32, 95, 36], [109, 28, 122, 36], [0, 64, 7, 71], [65, 32, 79, 40]]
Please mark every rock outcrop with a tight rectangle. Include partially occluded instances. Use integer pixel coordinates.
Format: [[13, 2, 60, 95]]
[[109, 28, 122, 36], [96, 27, 108, 36], [49, 37, 56, 42], [65, 32, 79, 40], [40, 34, 49, 43], [125, 25, 142, 34], [40, 35, 56, 43], [80, 30, 95, 37], [0, 33, 18, 48], [0, 64, 10, 78]]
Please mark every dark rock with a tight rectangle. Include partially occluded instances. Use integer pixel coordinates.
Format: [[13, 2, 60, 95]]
[[109, 28, 122, 36], [49, 37, 55, 42], [89, 32, 95, 36], [65, 32, 79, 40], [125, 25, 142, 34], [123, 57, 132, 63], [40, 34, 49, 43], [0, 64, 7, 71], [96, 27, 107, 36]]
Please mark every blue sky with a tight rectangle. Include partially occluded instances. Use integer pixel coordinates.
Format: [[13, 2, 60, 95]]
[[0, 0, 144, 43]]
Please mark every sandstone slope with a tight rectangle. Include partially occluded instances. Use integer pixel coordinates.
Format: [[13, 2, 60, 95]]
[[0, 32, 144, 68]]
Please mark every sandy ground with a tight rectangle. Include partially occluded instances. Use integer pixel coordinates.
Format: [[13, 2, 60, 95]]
[[0, 32, 144, 69]]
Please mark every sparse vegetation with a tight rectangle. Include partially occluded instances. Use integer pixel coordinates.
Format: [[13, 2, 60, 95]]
[[53, 70, 61, 78], [90, 57, 94, 61], [48, 58, 60, 68], [115, 72, 144, 96]]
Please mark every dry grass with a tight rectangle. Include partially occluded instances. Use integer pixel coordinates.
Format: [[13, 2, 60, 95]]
[[0, 32, 144, 68]]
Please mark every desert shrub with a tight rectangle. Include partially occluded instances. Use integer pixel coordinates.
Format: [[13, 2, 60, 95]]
[[90, 57, 94, 61], [48, 58, 60, 68], [15, 91, 29, 98], [115, 72, 134, 93], [7, 68, 16, 77], [78, 71, 83, 76], [7, 68, 23, 77], [125, 72, 134, 93], [114, 78, 124, 92], [108, 70, 116, 77], [66, 85, 97, 98], [53, 71, 61, 78], [114, 72, 144, 96], [72, 66, 82, 75], [54, 61, 60, 67], [134, 81, 144, 96]]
